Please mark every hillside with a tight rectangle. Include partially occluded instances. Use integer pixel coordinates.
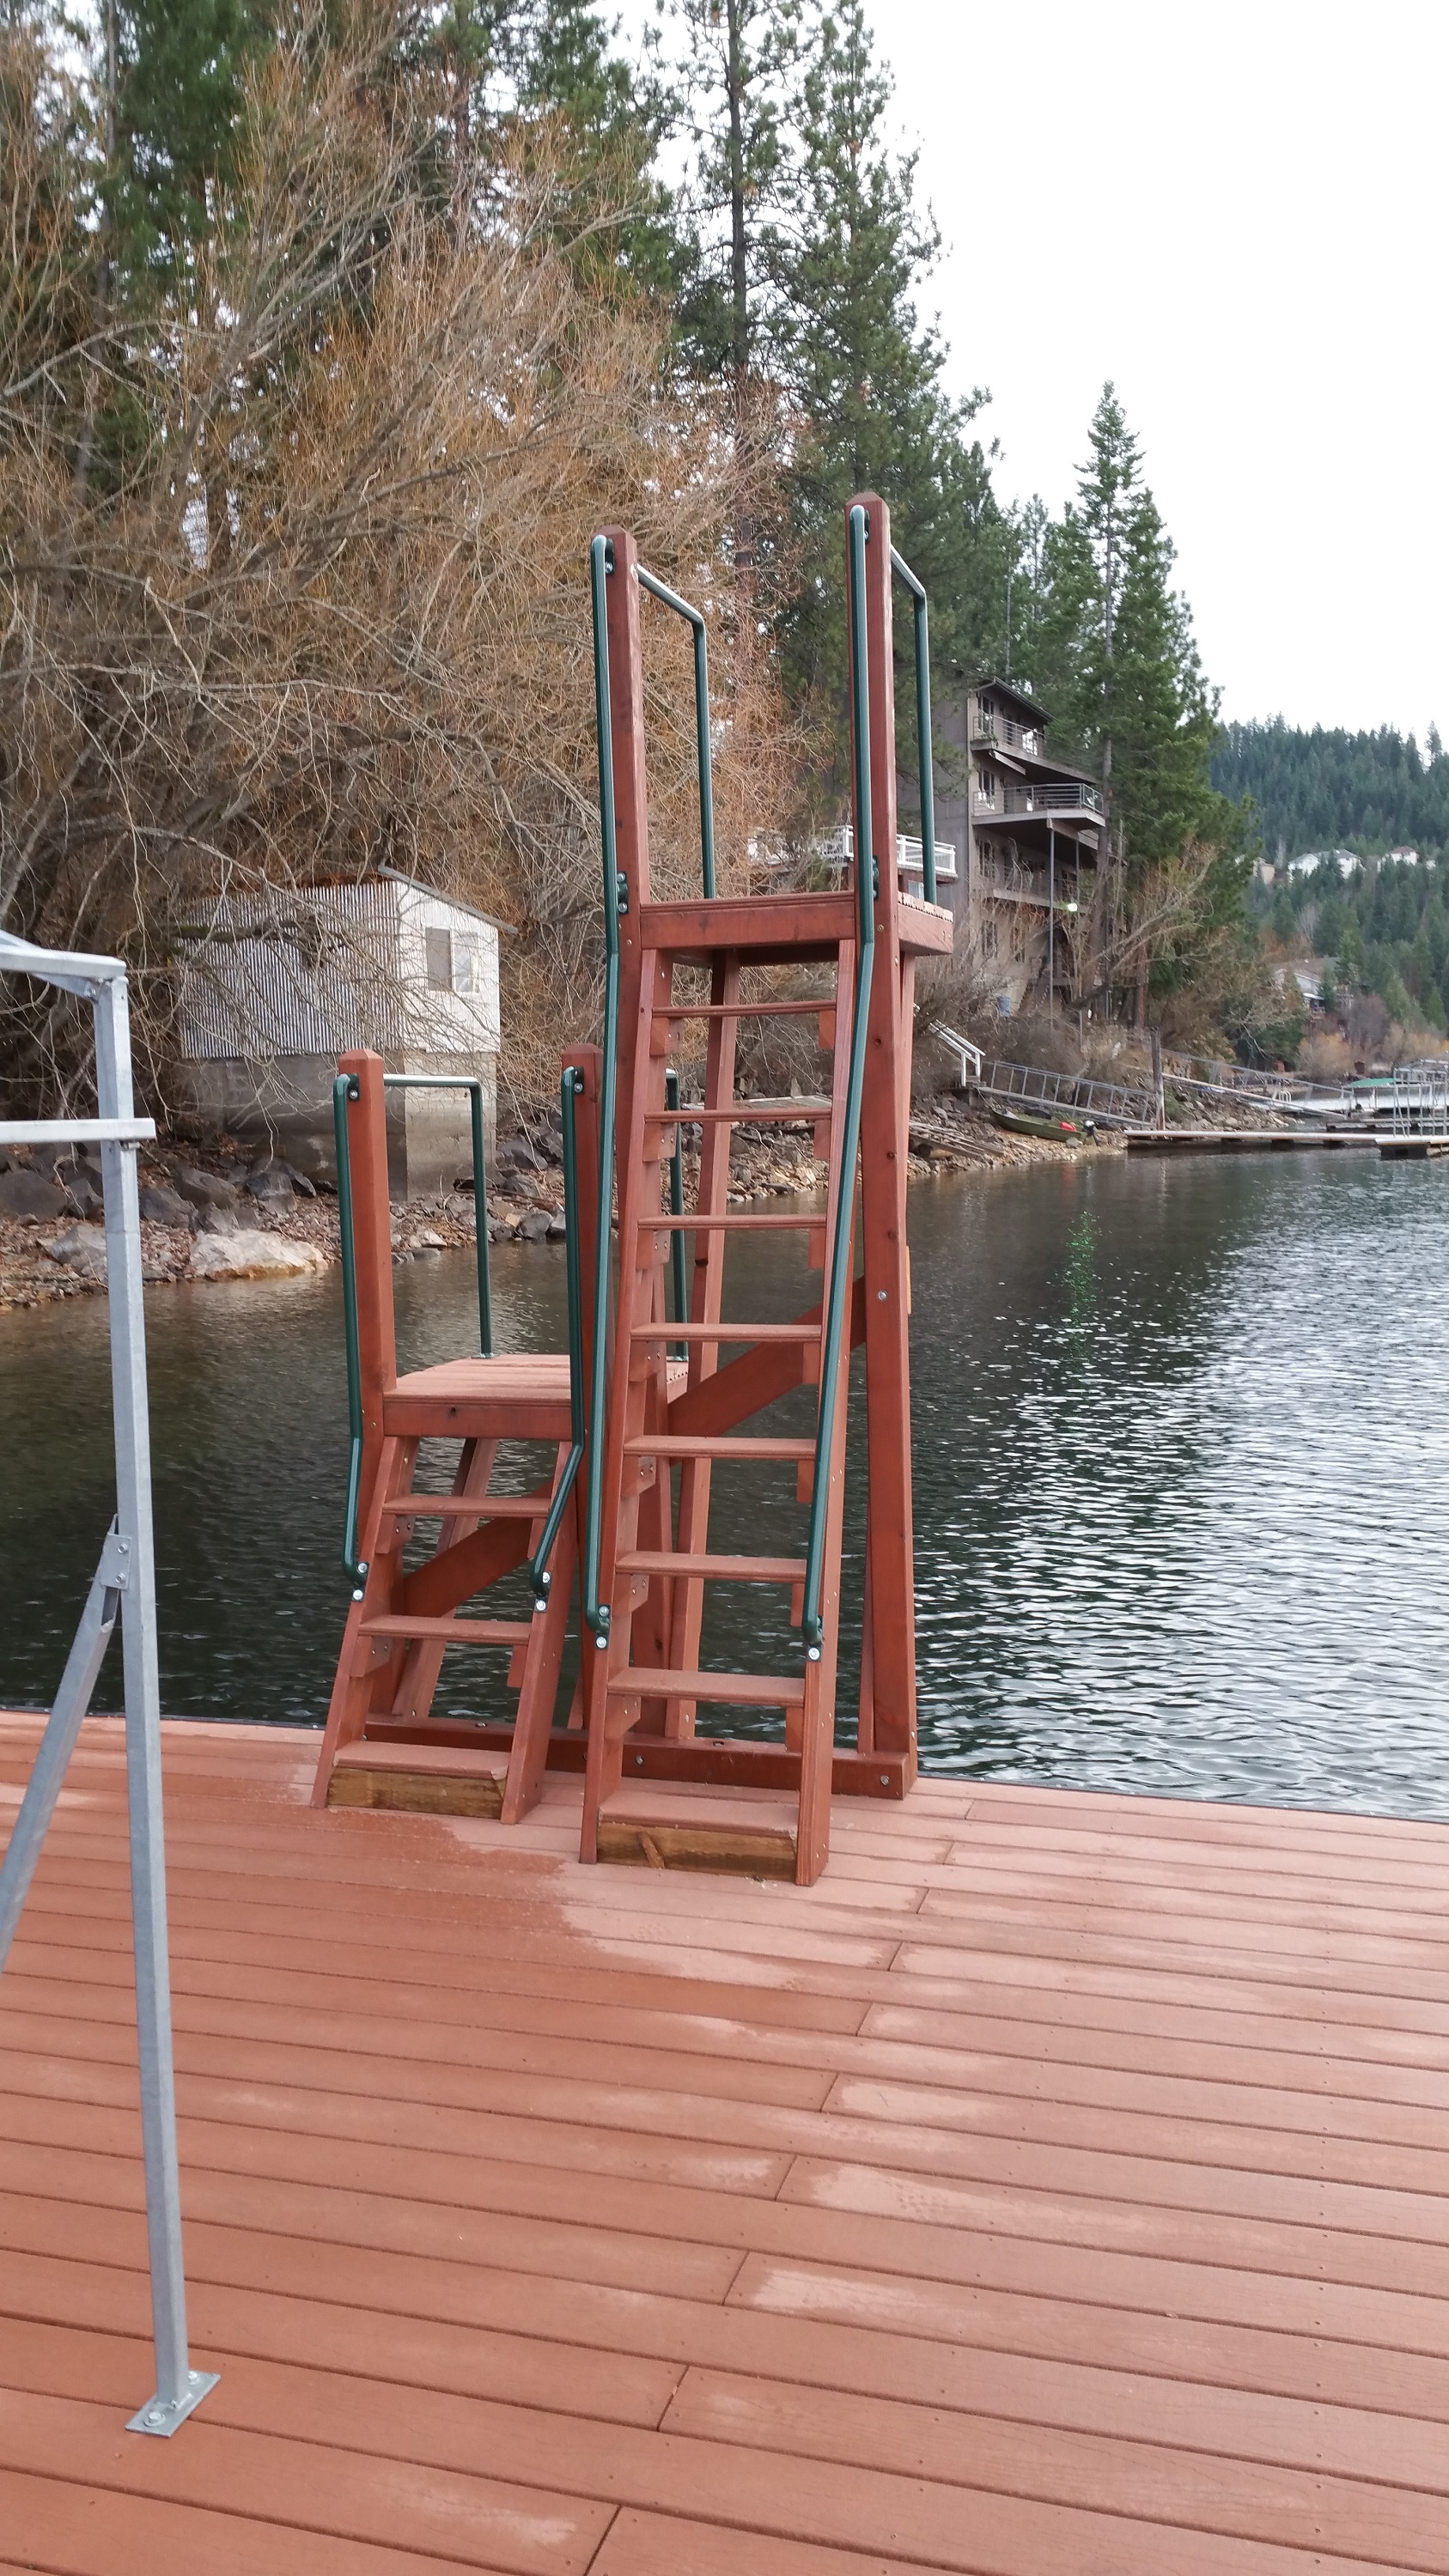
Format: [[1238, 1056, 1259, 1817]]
[[1214, 719, 1449, 862]]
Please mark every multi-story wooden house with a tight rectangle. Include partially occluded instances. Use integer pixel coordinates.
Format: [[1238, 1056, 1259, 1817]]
[[928, 679, 1104, 1014]]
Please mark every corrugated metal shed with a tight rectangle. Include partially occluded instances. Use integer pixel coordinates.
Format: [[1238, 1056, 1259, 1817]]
[[176, 874, 501, 1063]]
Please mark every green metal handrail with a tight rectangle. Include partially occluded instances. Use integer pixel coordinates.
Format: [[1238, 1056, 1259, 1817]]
[[332, 1072, 367, 1595], [664, 1066, 688, 1358], [332, 1068, 493, 1597], [382, 1072, 492, 1355], [801, 502, 878, 1657], [636, 565, 716, 899], [583, 532, 624, 1647], [527, 1064, 587, 1609], [890, 544, 938, 906]]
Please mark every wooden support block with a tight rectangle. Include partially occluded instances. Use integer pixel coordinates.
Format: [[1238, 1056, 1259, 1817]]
[[597, 1818, 797, 1877], [327, 1762, 506, 1818]]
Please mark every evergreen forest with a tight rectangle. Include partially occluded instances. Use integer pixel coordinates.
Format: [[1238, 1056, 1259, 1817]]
[[1215, 721, 1449, 867], [0, 0, 1400, 1104]]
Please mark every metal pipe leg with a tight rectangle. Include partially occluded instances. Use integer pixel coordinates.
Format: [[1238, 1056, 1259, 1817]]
[[0, 1527, 126, 1972]]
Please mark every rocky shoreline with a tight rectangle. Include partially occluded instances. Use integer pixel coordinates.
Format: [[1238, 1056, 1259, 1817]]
[[0, 1090, 1184, 1311]]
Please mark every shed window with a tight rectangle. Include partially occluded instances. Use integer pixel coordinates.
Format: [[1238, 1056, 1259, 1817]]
[[452, 934, 480, 996], [425, 927, 453, 990]]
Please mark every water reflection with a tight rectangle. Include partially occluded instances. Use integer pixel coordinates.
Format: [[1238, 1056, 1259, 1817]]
[[2, 1151, 1446, 1816]]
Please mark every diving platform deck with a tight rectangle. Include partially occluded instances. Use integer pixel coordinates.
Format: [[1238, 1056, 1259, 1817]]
[[2, 1710, 1447, 2572]]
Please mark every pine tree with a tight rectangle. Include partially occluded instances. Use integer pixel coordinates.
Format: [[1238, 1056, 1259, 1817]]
[[107, 0, 268, 284], [669, 0, 808, 413], [1026, 388, 1220, 846], [771, 1, 1013, 790], [514, 0, 680, 299]]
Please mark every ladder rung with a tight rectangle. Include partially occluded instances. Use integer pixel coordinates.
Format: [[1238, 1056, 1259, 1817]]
[[360, 1617, 534, 1644], [635, 1212, 823, 1231], [659, 1000, 834, 1020], [624, 1435, 813, 1460], [628, 1322, 822, 1343], [618, 1551, 806, 1582], [649, 1102, 831, 1124], [606, 1667, 806, 1707], [378, 1494, 547, 1519]]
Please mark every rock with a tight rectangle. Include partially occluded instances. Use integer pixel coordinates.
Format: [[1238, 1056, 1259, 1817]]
[[139, 1185, 197, 1229], [545, 1212, 568, 1240], [244, 1160, 295, 1201], [414, 1230, 446, 1249], [487, 1217, 517, 1243], [517, 1210, 552, 1242], [45, 1224, 108, 1280], [197, 1202, 242, 1236], [174, 1165, 241, 1212], [65, 1174, 104, 1218], [188, 1228, 326, 1281], [0, 1166, 65, 1218]]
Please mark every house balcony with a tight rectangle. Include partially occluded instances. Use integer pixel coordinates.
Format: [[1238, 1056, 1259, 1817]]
[[972, 714, 1046, 757], [974, 781, 1104, 821], [975, 860, 1086, 911], [811, 824, 959, 885]]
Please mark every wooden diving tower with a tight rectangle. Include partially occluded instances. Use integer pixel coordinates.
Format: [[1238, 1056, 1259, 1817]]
[[313, 494, 952, 1880]]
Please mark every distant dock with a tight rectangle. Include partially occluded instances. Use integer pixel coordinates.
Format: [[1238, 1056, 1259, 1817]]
[[1125, 1127, 1380, 1153]]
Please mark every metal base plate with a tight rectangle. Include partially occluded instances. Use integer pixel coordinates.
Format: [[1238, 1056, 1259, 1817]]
[[127, 2369, 219, 2436]]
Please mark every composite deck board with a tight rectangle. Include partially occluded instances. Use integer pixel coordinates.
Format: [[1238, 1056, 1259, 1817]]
[[0, 1717, 1446, 2568]]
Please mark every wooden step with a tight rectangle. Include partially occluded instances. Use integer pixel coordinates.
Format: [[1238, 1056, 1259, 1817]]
[[659, 999, 836, 1020], [606, 1668, 806, 1707], [639, 891, 856, 957], [596, 1816, 796, 1877], [327, 1739, 508, 1819], [624, 1434, 813, 1461], [649, 1101, 832, 1124], [628, 1321, 822, 1343], [634, 1211, 823, 1232], [617, 1550, 806, 1582], [359, 1615, 533, 1645], [376, 1493, 547, 1521]]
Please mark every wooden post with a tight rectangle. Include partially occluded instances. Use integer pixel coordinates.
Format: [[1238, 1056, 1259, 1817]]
[[849, 494, 918, 1778], [339, 1049, 398, 1521]]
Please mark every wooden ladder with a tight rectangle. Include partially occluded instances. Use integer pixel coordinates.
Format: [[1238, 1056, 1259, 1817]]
[[578, 501, 953, 1884], [310, 1048, 597, 1823]]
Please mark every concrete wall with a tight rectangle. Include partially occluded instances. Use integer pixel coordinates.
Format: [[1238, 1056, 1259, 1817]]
[[173, 1048, 498, 1199]]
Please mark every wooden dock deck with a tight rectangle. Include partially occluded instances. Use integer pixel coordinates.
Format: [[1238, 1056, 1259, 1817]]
[[2, 1710, 1447, 2573]]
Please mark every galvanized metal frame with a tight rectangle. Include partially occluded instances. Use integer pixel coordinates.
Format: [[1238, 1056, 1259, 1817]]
[[0, 930, 216, 2437]]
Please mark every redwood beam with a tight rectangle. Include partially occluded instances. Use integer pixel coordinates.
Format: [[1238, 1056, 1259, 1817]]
[[849, 493, 918, 1771]]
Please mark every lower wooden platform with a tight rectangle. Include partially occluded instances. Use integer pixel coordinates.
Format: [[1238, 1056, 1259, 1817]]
[[3, 1710, 1449, 2572]]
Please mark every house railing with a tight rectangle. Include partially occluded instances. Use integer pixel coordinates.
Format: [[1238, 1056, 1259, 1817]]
[[814, 823, 958, 886]]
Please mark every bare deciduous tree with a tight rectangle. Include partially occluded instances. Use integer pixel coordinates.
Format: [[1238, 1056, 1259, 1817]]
[[0, 3, 795, 1114]]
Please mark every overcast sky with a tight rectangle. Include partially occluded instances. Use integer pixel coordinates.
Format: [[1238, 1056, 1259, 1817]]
[[631, 0, 1444, 741], [860, 0, 1446, 739]]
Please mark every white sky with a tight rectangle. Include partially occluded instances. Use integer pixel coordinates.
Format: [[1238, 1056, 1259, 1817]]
[[626, 0, 1446, 740], [862, 0, 1446, 738]]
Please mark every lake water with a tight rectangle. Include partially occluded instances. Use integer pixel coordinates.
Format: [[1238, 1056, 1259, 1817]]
[[3, 1149, 1447, 1817]]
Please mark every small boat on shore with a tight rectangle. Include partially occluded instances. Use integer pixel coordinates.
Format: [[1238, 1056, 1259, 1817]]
[[989, 1106, 1085, 1142]]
